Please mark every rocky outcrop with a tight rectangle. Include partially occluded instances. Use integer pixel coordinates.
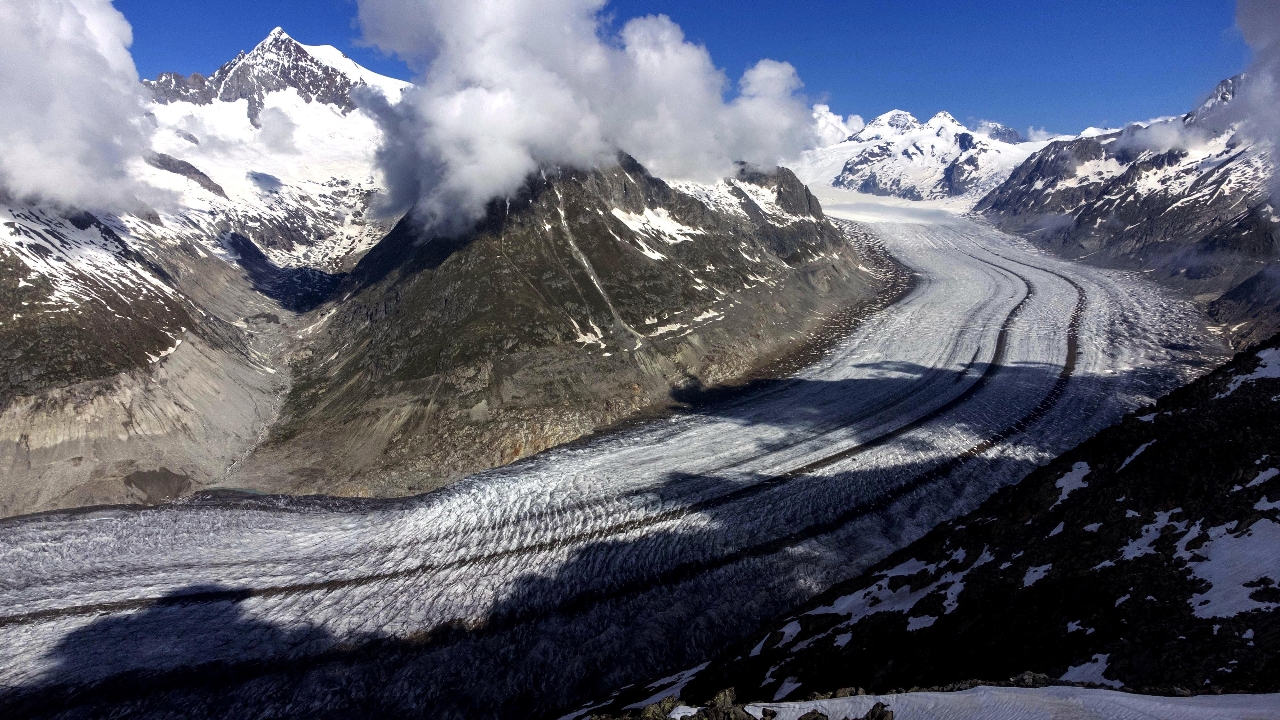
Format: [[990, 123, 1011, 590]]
[[145, 28, 367, 126], [977, 74, 1278, 347], [231, 156, 900, 498], [145, 153, 227, 198], [589, 687, 894, 720]]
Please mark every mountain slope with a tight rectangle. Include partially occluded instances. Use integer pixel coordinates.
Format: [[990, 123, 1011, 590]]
[[0, 30, 411, 516], [232, 156, 899, 497], [652, 330, 1280, 705], [145, 27, 406, 127], [978, 75, 1278, 348], [0, 31, 897, 517], [139, 28, 410, 272], [794, 111, 1046, 204]]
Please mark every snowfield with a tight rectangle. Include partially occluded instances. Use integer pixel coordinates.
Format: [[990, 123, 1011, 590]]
[[741, 686, 1280, 720], [0, 207, 1219, 714]]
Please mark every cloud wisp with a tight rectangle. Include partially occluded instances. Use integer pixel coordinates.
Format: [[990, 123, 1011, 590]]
[[0, 0, 155, 210], [1236, 0, 1280, 196], [355, 0, 829, 230]]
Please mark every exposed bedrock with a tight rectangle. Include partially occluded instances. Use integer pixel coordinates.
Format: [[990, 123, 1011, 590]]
[[231, 157, 900, 498], [0, 156, 896, 517]]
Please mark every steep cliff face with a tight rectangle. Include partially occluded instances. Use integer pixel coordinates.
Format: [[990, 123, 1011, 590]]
[[0, 196, 294, 516], [978, 76, 1278, 347], [232, 157, 899, 497]]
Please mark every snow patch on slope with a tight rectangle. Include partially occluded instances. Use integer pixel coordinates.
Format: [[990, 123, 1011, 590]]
[[0, 205, 176, 310], [744, 686, 1280, 720], [1189, 519, 1280, 618], [611, 208, 704, 245], [1219, 348, 1280, 398]]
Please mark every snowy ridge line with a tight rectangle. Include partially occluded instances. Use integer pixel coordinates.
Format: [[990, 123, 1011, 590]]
[[0, 248, 1075, 632]]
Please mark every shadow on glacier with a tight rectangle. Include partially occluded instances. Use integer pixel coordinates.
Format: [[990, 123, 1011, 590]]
[[4, 362, 1162, 718], [663, 358, 1135, 449], [6, 452, 1052, 719], [218, 231, 342, 312]]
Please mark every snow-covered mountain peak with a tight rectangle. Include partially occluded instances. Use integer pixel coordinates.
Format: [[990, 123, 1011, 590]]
[[974, 120, 1025, 144], [795, 107, 1048, 203], [250, 28, 410, 100], [924, 110, 965, 131], [130, 29, 415, 271], [144, 28, 409, 126], [855, 110, 922, 140], [1187, 73, 1245, 127]]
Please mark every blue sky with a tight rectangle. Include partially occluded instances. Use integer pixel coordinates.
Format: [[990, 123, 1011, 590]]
[[117, 0, 1250, 135]]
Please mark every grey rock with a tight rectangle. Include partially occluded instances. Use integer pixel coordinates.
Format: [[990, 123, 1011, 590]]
[[144, 28, 367, 126]]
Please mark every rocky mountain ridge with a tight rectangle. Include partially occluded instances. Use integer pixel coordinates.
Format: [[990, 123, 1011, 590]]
[[977, 74, 1278, 348], [232, 157, 899, 498], [793, 110, 1046, 203], [144, 27, 406, 126]]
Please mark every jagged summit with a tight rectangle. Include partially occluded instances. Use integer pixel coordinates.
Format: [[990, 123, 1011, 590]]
[[143, 28, 408, 125], [1186, 73, 1246, 126]]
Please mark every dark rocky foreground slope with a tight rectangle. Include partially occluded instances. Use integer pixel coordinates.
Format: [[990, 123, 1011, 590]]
[[614, 331, 1280, 709], [232, 157, 899, 498], [977, 76, 1279, 348]]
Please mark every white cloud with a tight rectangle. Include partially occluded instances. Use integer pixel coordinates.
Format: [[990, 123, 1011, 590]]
[[258, 107, 299, 154], [0, 0, 155, 210], [1113, 117, 1212, 154], [1236, 0, 1280, 196], [1026, 127, 1057, 142], [812, 104, 864, 147], [355, 0, 830, 229]]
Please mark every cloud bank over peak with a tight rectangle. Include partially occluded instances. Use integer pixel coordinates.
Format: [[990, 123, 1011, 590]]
[[812, 105, 865, 147], [0, 0, 155, 210], [356, 0, 830, 229]]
